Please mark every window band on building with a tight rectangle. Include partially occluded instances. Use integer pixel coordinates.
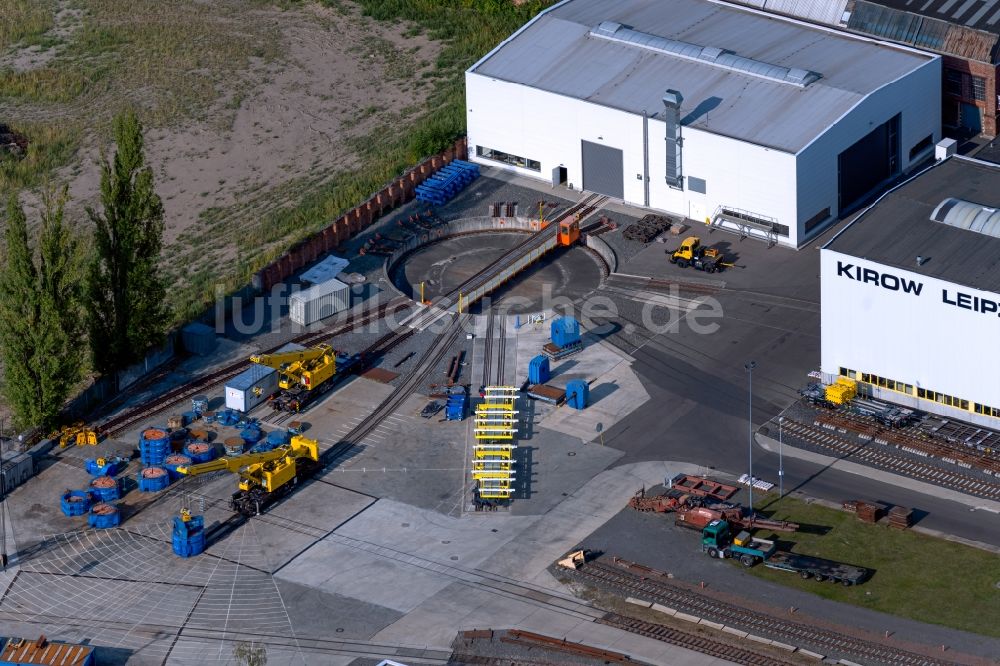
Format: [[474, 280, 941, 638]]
[[836, 367, 991, 415], [475, 146, 541, 172]]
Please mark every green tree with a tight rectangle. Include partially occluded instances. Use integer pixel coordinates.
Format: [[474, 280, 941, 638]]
[[0, 195, 42, 428], [0, 191, 83, 430], [85, 109, 167, 380], [36, 186, 85, 424]]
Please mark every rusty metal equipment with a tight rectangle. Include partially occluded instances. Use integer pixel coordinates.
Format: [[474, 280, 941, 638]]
[[629, 486, 799, 532], [670, 474, 738, 501]]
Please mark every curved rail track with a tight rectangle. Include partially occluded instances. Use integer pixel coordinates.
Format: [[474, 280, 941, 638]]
[[571, 559, 957, 666]]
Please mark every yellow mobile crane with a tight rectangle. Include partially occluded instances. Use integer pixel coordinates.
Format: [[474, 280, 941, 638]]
[[176, 435, 320, 516], [249, 344, 347, 412]]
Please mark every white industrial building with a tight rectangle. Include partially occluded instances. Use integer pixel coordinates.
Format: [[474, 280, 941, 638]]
[[466, 0, 942, 247], [822, 156, 1000, 427]]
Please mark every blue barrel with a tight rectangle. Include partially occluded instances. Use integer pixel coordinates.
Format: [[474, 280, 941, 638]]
[[192, 395, 209, 414], [172, 514, 206, 557], [182, 410, 198, 425], [164, 454, 193, 481], [138, 466, 171, 492], [61, 490, 92, 516], [551, 316, 581, 348], [89, 476, 121, 502], [240, 426, 263, 446], [528, 355, 551, 385], [566, 379, 589, 410], [139, 428, 170, 465], [89, 503, 120, 529], [185, 441, 217, 464]]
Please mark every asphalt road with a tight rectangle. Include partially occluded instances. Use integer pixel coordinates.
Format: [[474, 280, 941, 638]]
[[599, 237, 1000, 549]]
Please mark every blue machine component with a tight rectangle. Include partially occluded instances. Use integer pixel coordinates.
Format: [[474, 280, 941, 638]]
[[172, 512, 207, 558], [60, 490, 92, 517], [415, 160, 480, 206], [551, 317, 581, 348], [240, 425, 263, 446], [137, 467, 171, 492], [88, 503, 121, 529], [139, 427, 171, 465], [566, 379, 589, 410], [84, 455, 128, 476], [89, 476, 122, 502], [185, 442, 217, 463], [192, 395, 209, 414], [182, 410, 198, 425], [528, 355, 551, 385], [216, 409, 241, 427], [445, 387, 468, 421]]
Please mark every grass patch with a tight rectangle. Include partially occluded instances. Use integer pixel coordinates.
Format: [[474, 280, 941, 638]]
[[0, 0, 55, 51], [747, 494, 1000, 637], [0, 122, 80, 191]]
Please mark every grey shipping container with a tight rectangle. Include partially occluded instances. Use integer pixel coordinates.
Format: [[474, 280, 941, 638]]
[[226, 364, 278, 412], [1, 451, 33, 493], [290, 278, 350, 326], [181, 322, 218, 356]]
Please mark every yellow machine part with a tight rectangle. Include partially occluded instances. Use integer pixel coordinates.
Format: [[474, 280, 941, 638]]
[[177, 435, 319, 477], [474, 445, 514, 459], [473, 460, 512, 471], [250, 344, 337, 391], [672, 236, 702, 261], [825, 381, 856, 405], [57, 425, 98, 448]]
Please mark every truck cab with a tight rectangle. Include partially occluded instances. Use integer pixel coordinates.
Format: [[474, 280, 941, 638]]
[[702, 519, 776, 567]]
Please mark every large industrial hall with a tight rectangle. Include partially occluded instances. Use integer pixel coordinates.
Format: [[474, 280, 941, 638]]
[[466, 0, 942, 247]]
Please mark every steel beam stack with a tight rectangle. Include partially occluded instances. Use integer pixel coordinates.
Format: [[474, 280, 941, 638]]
[[472, 386, 519, 500], [415, 159, 480, 206]]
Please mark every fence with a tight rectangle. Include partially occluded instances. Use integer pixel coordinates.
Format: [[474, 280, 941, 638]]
[[252, 137, 469, 293]]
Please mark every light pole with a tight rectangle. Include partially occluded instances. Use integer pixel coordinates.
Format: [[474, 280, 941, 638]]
[[778, 416, 785, 501], [745, 360, 757, 516]]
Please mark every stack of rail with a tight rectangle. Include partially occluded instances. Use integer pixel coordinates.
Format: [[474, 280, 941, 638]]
[[472, 386, 518, 500], [415, 159, 480, 206]]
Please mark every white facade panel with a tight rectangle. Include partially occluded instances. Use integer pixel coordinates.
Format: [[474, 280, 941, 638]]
[[821, 249, 1000, 416], [796, 56, 941, 235], [467, 72, 801, 245]]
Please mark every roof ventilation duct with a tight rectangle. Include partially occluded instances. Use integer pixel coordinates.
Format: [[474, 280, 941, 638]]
[[663, 90, 684, 189]]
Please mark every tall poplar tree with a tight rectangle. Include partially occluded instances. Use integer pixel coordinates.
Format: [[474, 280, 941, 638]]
[[85, 109, 167, 381]]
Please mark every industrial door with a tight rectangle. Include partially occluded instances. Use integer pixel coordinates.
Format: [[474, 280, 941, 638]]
[[837, 114, 899, 213], [581, 140, 624, 199]]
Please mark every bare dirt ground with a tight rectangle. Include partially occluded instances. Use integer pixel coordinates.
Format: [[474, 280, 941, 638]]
[[2, 0, 440, 306]]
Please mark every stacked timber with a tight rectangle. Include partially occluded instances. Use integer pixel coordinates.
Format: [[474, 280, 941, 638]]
[[888, 505, 912, 529]]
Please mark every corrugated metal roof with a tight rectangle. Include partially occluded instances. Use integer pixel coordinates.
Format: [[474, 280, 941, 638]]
[[471, 0, 935, 152], [857, 0, 1000, 36], [763, 0, 849, 26], [0, 638, 93, 666], [847, 0, 998, 61], [826, 157, 1000, 292]]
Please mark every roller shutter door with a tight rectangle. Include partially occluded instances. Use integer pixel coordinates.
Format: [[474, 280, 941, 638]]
[[838, 114, 899, 213], [581, 140, 624, 199]]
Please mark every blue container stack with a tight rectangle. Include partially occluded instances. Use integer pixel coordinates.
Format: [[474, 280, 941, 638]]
[[172, 513, 206, 558], [88, 503, 121, 529], [446, 387, 468, 421], [138, 466, 171, 492], [528, 355, 551, 385], [139, 428, 171, 465], [566, 379, 589, 410], [164, 454, 193, 481], [551, 317, 581, 349], [89, 476, 122, 502], [415, 159, 480, 206], [185, 441, 217, 464], [60, 490, 92, 517]]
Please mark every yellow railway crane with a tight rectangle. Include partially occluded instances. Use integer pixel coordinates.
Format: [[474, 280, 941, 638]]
[[176, 435, 320, 516], [249, 344, 341, 412]]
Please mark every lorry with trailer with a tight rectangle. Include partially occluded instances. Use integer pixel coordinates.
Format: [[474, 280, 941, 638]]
[[701, 519, 868, 586]]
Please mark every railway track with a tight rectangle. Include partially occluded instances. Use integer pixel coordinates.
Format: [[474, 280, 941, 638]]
[[570, 559, 957, 666], [481, 312, 508, 386], [778, 417, 1000, 501], [99, 298, 411, 438], [598, 613, 799, 666]]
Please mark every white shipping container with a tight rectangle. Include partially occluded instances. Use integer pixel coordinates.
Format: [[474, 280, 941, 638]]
[[225, 365, 279, 412], [290, 278, 350, 326]]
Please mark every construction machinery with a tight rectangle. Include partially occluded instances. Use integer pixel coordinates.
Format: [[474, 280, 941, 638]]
[[176, 435, 320, 516], [668, 236, 729, 273], [701, 519, 867, 585], [556, 549, 588, 570], [56, 424, 98, 448], [249, 344, 358, 412]]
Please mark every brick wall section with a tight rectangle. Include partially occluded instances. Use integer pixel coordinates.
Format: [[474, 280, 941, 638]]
[[252, 137, 469, 292], [941, 56, 999, 137]]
